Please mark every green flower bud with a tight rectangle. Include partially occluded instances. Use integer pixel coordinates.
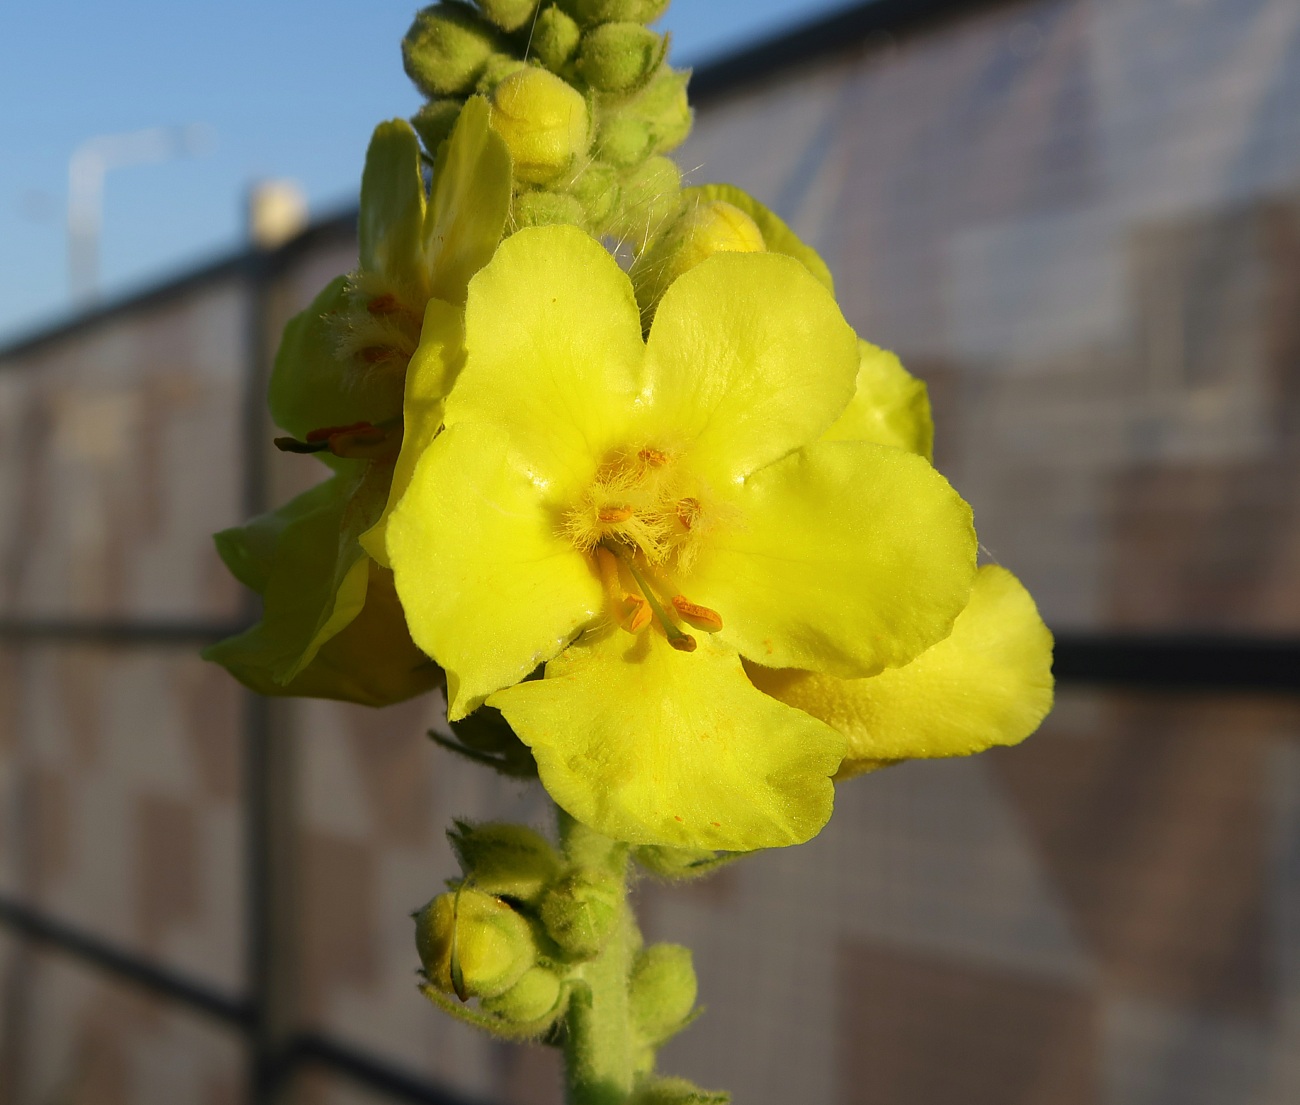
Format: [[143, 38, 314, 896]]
[[476, 52, 528, 93], [415, 888, 536, 1000], [473, 0, 538, 32], [411, 100, 463, 155], [577, 23, 666, 94], [613, 154, 680, 238], [515, 188, 587, 228], [480, 965, 564, 1023], [629, 943, 697, 1044], [568, 161, 621, 228], [629, 1077, 730, 1105], [632, 844, 737, 881], [490, 67, 590, 184], [539, 869, 621, 960], [449, 821, 562, 902], [561, 0, 670, 26], [403, 3, 502, 98], [595, 113, 653, 168], [532, 7, 582, 71], [635, 67, 692, 153]]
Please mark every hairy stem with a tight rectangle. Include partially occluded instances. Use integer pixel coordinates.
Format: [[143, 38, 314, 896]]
[[557, 809, 638, 1105]]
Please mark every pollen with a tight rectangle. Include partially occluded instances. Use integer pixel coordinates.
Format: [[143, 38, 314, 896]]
[[671, 596, 723, 631]]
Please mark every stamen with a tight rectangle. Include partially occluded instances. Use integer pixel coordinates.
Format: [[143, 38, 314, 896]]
[[275, 420, 401, 461], [367, 294, 401, 316], [598, 505, 634, 523], [624, 594, 652, 633], [602, 543, 697, 653], [676, 497, 701, 531], [672, 595, 723, 631], [638, 447, 669, 469]]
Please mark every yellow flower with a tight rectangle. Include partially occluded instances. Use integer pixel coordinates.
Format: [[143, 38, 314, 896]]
[[385, 225, 978, 848], [206, 100, 511, 703]]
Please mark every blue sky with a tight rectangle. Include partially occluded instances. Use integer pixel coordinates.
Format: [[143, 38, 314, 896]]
[[0, 0, 859, 343]]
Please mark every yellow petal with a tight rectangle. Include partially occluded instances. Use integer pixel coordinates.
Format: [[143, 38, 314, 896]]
[[360, 298, 465, 568], [747, 565, 1054, 777], [822, 340, 934, 460], [426, 97, 513, 304], [386, 421, 604, 719], [446, 225, 644, 494], [643, 250, 857, 484], [686, 183, 835, 294], [490, 628, 845, 851], [359, 119, 428, 285], [688, 441, 977, 677]]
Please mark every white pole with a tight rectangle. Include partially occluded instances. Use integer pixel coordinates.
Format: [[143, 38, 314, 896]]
[[66, 124, 214, 304]]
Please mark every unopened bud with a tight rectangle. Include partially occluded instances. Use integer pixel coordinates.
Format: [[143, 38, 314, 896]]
[[634, 67, 692, 154], [595, 113, 652, 168], [561, 0, 670, 25], [515, 189, 587, 228], [578, 23, 666, 94], [415, 888, 536, 1000], [473, 0, 538, 32], [411, 100, 463, 154], [532, 7, 582, 70], [490, 68, 590, 184], [403, 3, 502, 98], [539, 869, 621, 960], [629, 1077, 730, 1105], [480, 965, 564, 1023], [614, 155, 680, 238], [629, 943, 697, 1044], [449, 822, 562, 903], [476, 53, 528, 93], [568, 161, 621, 228]]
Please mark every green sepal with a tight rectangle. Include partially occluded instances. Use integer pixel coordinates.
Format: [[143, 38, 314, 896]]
[[360, 119, 429, 287], [632, 845, 740, 881], [438, 704, 539, 778], [419, 980, 572, 1040], [630, 1077, 730, 1105], [449, 821, 562, 903], [538, 869, 622, 961], [629, 943, 697, 1045]]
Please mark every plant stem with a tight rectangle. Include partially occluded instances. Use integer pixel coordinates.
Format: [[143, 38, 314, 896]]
[[557, 809, 638, 1105]]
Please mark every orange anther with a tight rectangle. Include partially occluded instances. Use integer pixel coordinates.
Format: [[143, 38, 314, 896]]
[[367, 293, 401, 316], [638, 447, 669, 469], [676, 497, 701, 530], [672, 595, 723, 631], [306, 421, 372, 443], [359, 345, 396, 364], [598, 505, 634, 523], [668, 634, 698, 653], [623, 593, 652, 633]]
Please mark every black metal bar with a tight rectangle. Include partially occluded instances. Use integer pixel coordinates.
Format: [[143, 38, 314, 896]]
[[0, 618, 248, 645], [1053, 634, 1300, 694], [292, 1035, 497, 1105], [0, 894, 252, 1028]]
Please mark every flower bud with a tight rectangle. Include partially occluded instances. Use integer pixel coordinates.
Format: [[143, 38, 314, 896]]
[[532, 7, 582, 71], [629, 1077, 730, 1105], [411, 100, 463, 154], [613, 155, 680, 238], [577, 23, 666, 94], [415, 888, 536, 1000], [595, 113, 653, 168], [629, 943, 697, 1044], [473, 0, 538, 32], [539, 869, 621, 960], [403, 3, 502, 98], [480, 965, 564, 1023], [561, 0, 670, 25], [449, 821, 562, 903], [568, 161, 621, 228], [475, 53, 527, 94], [490, 68, 590, 184], [515, 189, 587, 228], [634, 67, 692, 154]]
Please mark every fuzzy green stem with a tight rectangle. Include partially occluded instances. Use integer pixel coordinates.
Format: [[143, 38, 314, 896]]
[[557, 810, 638, 1105]]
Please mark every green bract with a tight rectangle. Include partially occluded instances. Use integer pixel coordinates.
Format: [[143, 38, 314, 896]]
[[206, 100, 511, 705]]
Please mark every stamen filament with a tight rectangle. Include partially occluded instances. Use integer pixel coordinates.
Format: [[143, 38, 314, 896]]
[[601, 543, 697, 653]]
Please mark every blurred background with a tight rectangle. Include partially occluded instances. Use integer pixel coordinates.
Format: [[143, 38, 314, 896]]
[[2, 0, 1299, 1103]]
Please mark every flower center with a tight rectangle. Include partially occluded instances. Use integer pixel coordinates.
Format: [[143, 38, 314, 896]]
[[565, 445, 723, 649]]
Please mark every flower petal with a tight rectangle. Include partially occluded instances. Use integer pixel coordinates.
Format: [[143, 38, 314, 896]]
[[386, 421, 604, 719], [688, 440, 977, 677], [822, 341, 934, 460], [686, 183, 835, 294], [426, 98, 513, 304], [359, 119, 428, 285], [446, 225, 645, 493], [642, 251, 857, 484], [490, 628, 845, 850], [360, 298, 465, 568], [746, 566, 1054, 778]]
